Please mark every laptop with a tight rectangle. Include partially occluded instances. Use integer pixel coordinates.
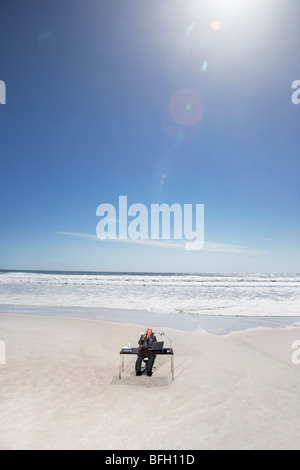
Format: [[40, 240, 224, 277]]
[[151, 341, 164, 352]]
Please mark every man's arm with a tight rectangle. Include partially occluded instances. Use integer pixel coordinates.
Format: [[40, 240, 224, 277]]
[[148, 335, 157, 349]]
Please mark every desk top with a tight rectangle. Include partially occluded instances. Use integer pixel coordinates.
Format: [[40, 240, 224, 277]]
[[120, 347, 174, 355]]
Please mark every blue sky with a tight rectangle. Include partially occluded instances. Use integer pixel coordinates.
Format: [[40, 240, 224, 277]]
[[0, 0, 299, 273]]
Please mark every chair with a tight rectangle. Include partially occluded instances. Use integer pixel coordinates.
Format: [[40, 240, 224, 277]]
[[141, 356, 149, 373], [141, 356, 156, 374]]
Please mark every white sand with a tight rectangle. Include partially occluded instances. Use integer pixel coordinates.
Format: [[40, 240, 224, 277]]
[[1, 313, 300, 450]]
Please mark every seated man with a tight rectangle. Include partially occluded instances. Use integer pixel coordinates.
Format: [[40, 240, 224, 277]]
[[135, 328, 157, 377]]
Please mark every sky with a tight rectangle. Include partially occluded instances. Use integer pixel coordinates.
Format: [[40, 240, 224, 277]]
[[0, 0, 299, 273]]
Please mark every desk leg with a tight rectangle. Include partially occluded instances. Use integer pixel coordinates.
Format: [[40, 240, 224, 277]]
[[119, 355, 122, 379], [171, 354, 174, 381]]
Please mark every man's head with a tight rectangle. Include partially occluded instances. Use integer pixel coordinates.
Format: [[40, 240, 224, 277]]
[[146, 328, 152, 337]]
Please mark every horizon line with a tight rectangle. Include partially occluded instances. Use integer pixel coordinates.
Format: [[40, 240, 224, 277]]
[[1, 268, 299, 275]]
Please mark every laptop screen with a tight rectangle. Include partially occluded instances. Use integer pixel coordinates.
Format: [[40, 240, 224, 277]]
[[151, 341, 164, 351]]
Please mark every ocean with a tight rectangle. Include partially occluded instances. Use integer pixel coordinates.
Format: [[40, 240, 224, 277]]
[[0, 270, 299, 317]]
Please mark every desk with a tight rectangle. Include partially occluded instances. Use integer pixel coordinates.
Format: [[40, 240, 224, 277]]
[[119, 347, 174, 380]]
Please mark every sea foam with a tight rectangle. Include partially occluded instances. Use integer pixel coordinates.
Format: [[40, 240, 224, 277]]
[[0, 271, 299, 317]]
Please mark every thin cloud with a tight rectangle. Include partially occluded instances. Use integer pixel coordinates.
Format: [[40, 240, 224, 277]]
[[55, 231, 266, 255]]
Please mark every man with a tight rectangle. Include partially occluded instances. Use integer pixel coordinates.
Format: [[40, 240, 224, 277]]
[[135, 328, 157, 376]]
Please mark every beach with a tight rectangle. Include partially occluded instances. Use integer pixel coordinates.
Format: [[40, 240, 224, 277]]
[[1, 0, 300, 453], [1, 312, 300, 450]]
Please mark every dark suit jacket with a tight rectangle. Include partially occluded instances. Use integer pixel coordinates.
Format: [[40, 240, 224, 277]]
[[138, 333, 157, 350]]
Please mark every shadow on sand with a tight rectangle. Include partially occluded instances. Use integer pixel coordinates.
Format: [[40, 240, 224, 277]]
[[111, 363, 172, 387]]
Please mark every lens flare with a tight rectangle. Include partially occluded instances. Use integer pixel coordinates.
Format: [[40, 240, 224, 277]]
[[161, 88, 205, 142], [168, 88, 205, 127], [201, 61, 208, 72], [37, 30, 54, 44], [211, 20, 221, 30]]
